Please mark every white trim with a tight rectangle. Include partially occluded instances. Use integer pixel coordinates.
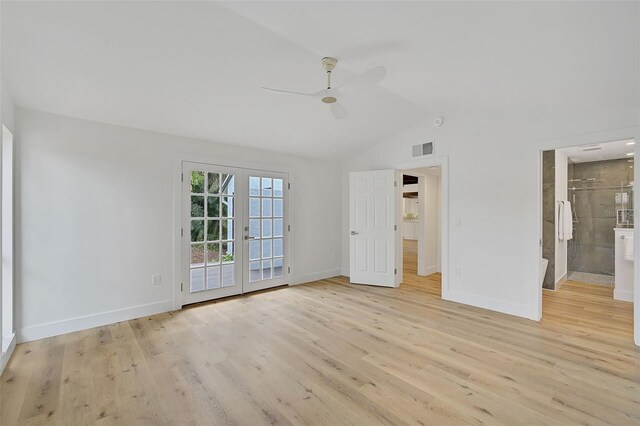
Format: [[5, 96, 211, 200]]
[[394, 155, 449, 300], [425, 265, 440, 275], [0, 332, 16, 374], [614, 289, 633, 303], [17, 300, 173, 343], [447, 290, 531, 319], [291, 268, 341, 285]]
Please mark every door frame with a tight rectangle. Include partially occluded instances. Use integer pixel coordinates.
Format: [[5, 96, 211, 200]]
[[393, 155, 449, 300], [172, 155, 293, 310], [535, 126, 640, 346]]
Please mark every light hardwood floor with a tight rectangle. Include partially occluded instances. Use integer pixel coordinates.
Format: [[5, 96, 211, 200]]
[[1, 240, 638, 425]]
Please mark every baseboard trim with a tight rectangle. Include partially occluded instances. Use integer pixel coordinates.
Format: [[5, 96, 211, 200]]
[[18, 300, 174, 343], [340, 267, 350, 278], [292, 269, 342, 285], [555, 273, 567, 290], [424, 265, 440, 275], [445, 290, 531, 319], [614, 289, 633, 302], [1, 333, 16, 375]]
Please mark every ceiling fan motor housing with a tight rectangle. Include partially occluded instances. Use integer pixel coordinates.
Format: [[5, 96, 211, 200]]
[[322, 57, 337, 72]]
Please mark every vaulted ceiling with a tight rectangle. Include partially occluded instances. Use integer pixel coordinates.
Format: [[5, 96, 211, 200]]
[[2, 1, 638, 159]]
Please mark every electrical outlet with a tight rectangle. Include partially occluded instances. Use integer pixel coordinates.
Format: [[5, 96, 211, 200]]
[[152, 274, 162, 286]]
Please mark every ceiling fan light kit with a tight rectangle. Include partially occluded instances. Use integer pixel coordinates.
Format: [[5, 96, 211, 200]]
[[262, 56, 386, 120]]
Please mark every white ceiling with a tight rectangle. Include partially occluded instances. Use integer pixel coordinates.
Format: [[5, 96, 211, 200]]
[[559, 138, 636, 163], [2, 1, 638, 159]]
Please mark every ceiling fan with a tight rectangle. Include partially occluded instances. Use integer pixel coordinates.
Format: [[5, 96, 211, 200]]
[[262, 57, 386, 120]]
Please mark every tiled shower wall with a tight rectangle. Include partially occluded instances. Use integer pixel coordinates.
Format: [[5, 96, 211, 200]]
[[568, 158, 633, 276], [542, 150, 555, 289]]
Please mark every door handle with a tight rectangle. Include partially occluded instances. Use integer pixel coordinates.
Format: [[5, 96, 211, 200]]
[[350, 231, 358, 235], [244, 235, 257, 240]]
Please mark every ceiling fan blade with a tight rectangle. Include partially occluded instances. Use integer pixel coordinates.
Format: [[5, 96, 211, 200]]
[[337, 66, 387, 92], [330, 102, 349, 120], [262, 87, 321, 97]]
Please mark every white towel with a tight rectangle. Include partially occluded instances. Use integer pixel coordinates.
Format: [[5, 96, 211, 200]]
[[563, 201, 573, 241], [624, 236, 634, 261], [558, 201, 564, 241]]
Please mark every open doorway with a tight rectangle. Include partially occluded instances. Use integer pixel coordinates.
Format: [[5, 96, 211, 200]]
[[400, 166, 442, 297], [540, 138, 635, 341]]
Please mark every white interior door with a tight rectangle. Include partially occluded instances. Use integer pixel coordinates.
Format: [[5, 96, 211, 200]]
[[349, 170, 399, 287], [182, 163, 290, 305]]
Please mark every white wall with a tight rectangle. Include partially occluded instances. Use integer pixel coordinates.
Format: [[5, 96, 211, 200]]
[[341, 106, 640, 320], [15, 108, 342, 342], [0, 70, 17, 373], [416, 174, 441, 275], [554, 150, 568, 284]]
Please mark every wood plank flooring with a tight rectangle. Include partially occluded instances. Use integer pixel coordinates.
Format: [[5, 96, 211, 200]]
[[1, 241, 638, 425]]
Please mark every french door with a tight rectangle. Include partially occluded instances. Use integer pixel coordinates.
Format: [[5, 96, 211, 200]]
[[182, 162, 289, 305]]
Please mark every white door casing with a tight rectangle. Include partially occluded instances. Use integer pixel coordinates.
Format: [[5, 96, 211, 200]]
[[349, 170, 399, 287]]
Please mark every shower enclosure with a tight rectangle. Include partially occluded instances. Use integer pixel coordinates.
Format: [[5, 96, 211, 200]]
[[568, 158, 634, 277]]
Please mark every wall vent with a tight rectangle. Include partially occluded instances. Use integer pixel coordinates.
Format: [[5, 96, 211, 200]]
[[579, 145, 601, 152], [412, 141, 434, 157]]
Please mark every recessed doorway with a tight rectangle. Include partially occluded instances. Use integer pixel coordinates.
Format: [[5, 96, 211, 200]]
[[181, 162, 290, 306], [400, 166, 442, 297]]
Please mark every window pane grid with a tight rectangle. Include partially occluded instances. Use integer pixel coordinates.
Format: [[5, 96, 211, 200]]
[[190, 170, 235, 293], [248, 176, 284, 283]]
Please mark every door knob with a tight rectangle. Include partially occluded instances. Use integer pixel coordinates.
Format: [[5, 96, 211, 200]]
[[350, 231, 358, 235]]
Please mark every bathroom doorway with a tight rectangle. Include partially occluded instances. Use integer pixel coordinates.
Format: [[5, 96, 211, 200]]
[[539, 137, 636, 341], [400, 166, 442, 297]]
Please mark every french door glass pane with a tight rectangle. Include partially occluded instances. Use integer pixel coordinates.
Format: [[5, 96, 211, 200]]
[[249, 177, 260, 196], [191, 171, 205, 193], [190, 169, 236, 293], [249, 219, 260, 238], [249, 240, 260, 260], [273, 199, 283, 217], [191, 220, 204, 242], [191, 268, 205, 292], [206, 266, 221, 289], [249, 261, 260, 282], [222, 174, 235, 195], [207, 243, 220, 264], [262, 178, 272, 197], [249, 198, 260, 217], [207, 196, 220, 217], [208, 173, 220, 194], [273, 258, 284, 277], [274, 179, 283, 197], [191, 196, 204, 217], [274, 219, 283, 237]]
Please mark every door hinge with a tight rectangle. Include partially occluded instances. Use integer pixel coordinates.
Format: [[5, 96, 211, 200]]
[[288, 182, 291, 190], [181, 227, 184, 237], [394, 224, 397, 231], [288, 266, 291, 274], [181, 173, 184, 182], [394, 268, 397, 275], [394, 181, 397, 187], [288, 225, 291, 232], [181, 282, 184, 291]]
